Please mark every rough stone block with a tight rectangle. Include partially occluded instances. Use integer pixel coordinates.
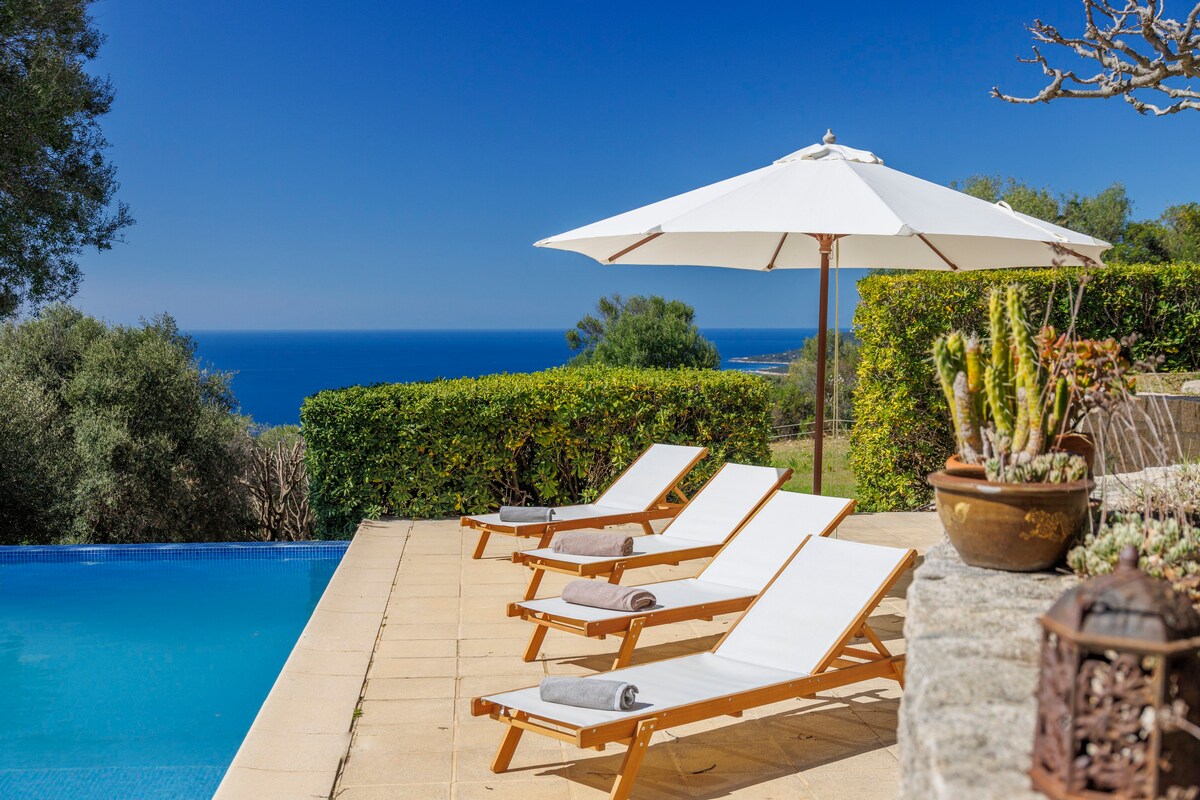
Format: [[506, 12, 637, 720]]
[[898, 541, 1077, 800]]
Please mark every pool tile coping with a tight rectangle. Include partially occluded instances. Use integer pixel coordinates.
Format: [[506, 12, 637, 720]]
[[212, 520, 410, 800]]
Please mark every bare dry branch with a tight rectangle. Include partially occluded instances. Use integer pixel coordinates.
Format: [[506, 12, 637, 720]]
[[994, 1, 1200, 115]]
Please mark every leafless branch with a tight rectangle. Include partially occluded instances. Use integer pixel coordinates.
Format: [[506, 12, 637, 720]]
[[993, 1, 1200, 115], [238, 437, 315, 541]]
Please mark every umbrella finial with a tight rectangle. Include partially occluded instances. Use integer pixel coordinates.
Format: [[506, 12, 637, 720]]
[[823, 129, 836, 144]]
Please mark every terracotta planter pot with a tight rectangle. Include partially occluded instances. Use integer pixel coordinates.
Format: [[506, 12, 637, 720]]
[[928, 470, 1094, 572], [944, 454, 987, 479], [1052, 432, 1096, 475]]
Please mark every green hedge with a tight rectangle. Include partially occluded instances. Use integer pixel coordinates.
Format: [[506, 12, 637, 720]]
[[850, 262, 1200, 512], [301, 366, 772, 536]]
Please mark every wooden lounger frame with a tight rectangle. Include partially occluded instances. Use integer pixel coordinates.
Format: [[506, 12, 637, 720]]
[[507, 497, 856, 669], [510, 464, 793, 600], [460, 445, 708, 560], [473, 539, 917, 800]]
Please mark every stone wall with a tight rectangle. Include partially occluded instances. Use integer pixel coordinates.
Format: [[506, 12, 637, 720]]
[[1083, 394, 1200, 475], [897, 541, 1077, 800]]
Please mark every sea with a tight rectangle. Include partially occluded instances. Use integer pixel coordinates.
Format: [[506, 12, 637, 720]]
[[189, 328, 826, 427]]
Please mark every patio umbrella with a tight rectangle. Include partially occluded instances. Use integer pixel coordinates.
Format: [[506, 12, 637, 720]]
[[535, 131, 1111, 493]]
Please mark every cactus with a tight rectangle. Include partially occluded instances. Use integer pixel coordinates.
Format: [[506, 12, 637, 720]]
[[933, 331, 984, 462], [936, 283, 1099, 473]]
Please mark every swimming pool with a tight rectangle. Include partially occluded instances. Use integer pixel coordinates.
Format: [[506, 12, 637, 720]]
[[0, 541, 348, 800]]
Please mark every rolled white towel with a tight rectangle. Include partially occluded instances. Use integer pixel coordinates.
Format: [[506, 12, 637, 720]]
[[539, 675, 639, 711]]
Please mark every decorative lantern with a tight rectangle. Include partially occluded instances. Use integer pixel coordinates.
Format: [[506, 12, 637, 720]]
[[1030, 546, 1200, 800]]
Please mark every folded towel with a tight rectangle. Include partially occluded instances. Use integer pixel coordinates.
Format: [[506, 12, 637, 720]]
[[539, 675, 639, 711], [561, 579, 656, 612], [552, 531, 634, 557], [498, 506, 555, 523]]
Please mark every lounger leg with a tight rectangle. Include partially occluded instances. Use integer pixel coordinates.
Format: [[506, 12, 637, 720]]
[[472, 530, 491, 560], [608, 718, 657, 800], [606, 564, 626, 585], [612, 617, 646, 670], [639, 522, 655, 536], [522, 568, 545, 601], [491, 714, 527, 773], [892, 657, 906, 688], [522, 624, 549, 662], [538, 529, 555, 549]]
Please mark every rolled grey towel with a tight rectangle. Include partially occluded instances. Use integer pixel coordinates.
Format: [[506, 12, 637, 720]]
[[498, 506, 555, 523], [561, 579, 656, 612], [539, 675, 639, 711], [552, 531, 634, 557]]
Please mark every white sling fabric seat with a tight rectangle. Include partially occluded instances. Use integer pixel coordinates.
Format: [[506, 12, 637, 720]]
[[485, 651, 805, 728], [507, 490, 858, 667], [511, 463, 793, 598], [486, 536, 913, 724], [473, 536, 917, 800], [460, 443, 708, 559]]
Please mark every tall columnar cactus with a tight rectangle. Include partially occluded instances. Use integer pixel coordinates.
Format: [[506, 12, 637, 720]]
[[933, 331, 985, 462], [985, 288, 1015, 443], [935, 283, 1074, 466]]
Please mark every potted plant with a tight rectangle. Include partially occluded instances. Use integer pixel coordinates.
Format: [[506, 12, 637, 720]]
[[928, 284, 1133, 572]]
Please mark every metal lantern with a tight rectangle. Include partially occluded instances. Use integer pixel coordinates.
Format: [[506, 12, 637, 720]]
[[1030, 546, 1200, 800]]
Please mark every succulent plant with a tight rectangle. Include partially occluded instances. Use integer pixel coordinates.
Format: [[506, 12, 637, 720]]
[[1067, 513, 1200, 604], [985, 451, 1088, 484]]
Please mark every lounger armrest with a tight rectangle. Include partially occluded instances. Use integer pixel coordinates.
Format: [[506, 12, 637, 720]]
[[471, 697, 498, 717]]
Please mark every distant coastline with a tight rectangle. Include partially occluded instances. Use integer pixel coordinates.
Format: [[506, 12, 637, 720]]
[[190, 327, 824, 425]]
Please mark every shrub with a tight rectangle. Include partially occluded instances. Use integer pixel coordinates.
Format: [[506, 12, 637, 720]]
[[850, 262, 1200, 511], [301, 367, 772, 537], [0, 305, 254, 544]]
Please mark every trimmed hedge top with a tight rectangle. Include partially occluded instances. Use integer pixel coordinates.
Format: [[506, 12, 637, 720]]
[[849, 262, 1200, 512], [301, 366, 772, 537]]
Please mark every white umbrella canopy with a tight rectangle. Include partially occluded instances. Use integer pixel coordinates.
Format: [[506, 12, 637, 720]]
[[535, 132, 1111, 492], [536, 134, 1110, 270]]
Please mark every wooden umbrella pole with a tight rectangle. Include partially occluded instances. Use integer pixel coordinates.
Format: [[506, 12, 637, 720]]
[[812, 235, 836, 495]]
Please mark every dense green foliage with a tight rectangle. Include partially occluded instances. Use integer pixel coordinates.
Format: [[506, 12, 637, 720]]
[[566, 294, 721, 369], [0, 0, 132, 316], [769, 331, 860, 430], [850, 263, 1200, 511], [302, 367, 772, 536], [953, 176, 1200, 264], [0, 305, 253, 543]]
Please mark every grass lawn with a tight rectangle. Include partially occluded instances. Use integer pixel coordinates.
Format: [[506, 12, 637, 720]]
[[770, 435, 857, 499]]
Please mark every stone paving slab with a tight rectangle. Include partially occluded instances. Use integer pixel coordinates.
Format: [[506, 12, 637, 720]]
[[328, 511, 941, 800]]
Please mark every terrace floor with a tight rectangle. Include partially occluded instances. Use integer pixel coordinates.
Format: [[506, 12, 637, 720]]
[[217, 511, 943, 800]]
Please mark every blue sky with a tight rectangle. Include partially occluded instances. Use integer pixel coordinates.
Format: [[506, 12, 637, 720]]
[[73, 0, 1198, 330]]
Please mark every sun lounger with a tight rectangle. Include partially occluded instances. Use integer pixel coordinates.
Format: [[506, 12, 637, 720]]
[[506, 490, 856, 668], [512, 462, 791, 600], [461, 443, 708, 559], [473, 535, 916, 800]]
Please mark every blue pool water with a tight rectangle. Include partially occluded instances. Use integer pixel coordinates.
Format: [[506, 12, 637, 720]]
[[0, 542, 348, 799]]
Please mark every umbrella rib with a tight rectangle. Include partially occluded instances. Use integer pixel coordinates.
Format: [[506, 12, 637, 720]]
[[606, 232, 664, 263], [916, 234, 959, 271], [764, 233, 788, 271], [1044, 242, 1100, 267]]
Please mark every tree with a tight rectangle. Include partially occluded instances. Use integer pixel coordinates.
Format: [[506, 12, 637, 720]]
[[993, 1, 1200, 115], [953, 176, 1132, 244], [566, 294, 721, 369], [0, 0, 133, 317], [770, 333, 861, 430], [1162, 202, 1200, 260], [953, 175, 1061, 222], [0, 306, 253, 544]]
